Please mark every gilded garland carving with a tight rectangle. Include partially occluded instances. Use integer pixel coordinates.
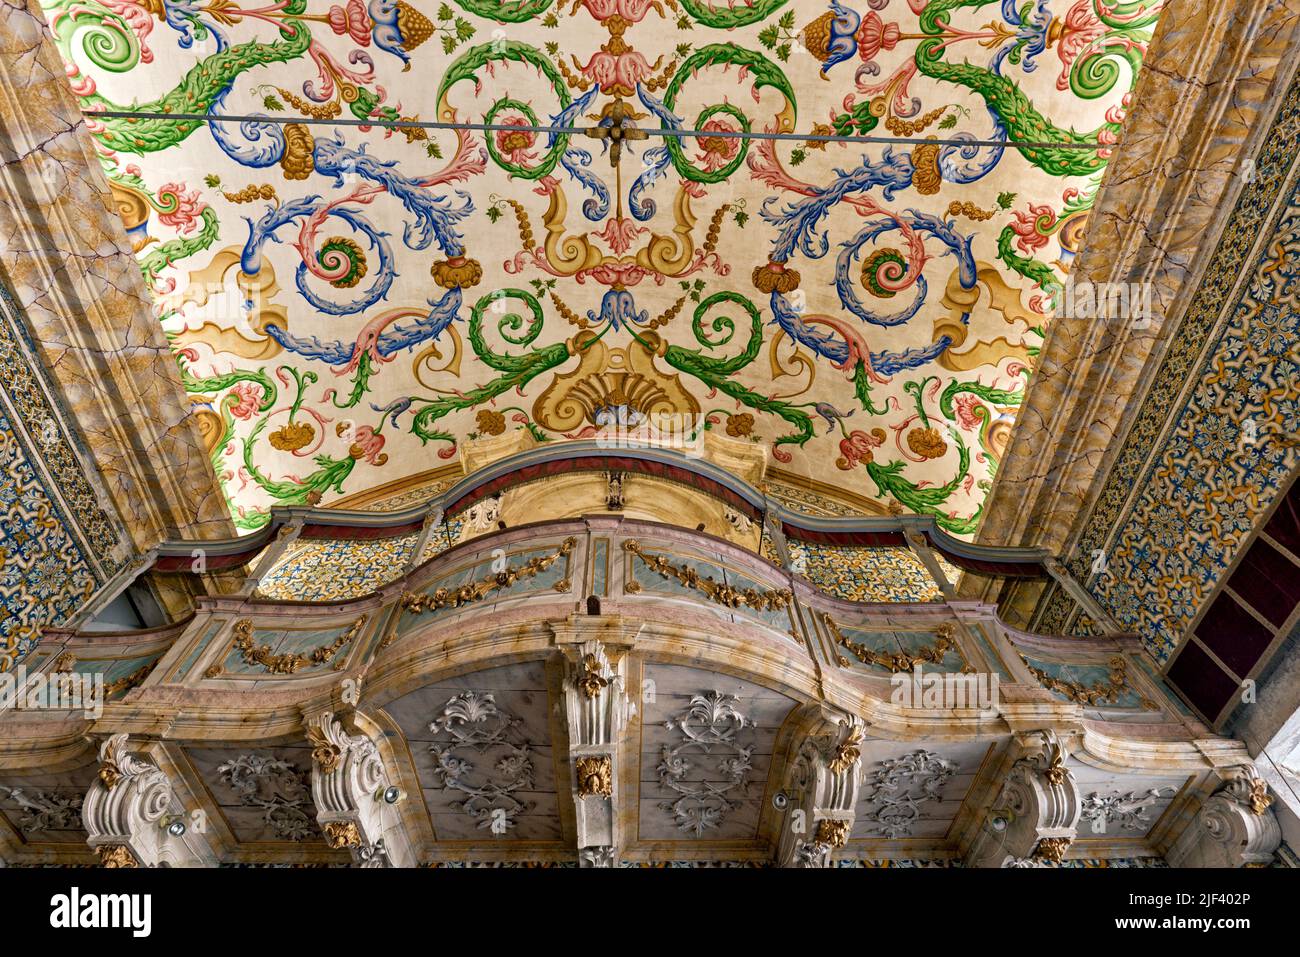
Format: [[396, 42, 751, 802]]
[[575, 756, 613, 798], [227, 616, 366, 676], [104, 661, 157, 697], [1021, 654, 1151, 708], [623, 541, 790, 613], [823, 615, 967, 673], [401, 538, 576, 614]]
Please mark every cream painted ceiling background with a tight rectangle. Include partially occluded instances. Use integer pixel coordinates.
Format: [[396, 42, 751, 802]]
[[38, 0, 1163, 531]]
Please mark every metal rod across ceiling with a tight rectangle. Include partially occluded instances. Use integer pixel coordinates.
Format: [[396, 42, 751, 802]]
[[94, 110, 1116, 151]]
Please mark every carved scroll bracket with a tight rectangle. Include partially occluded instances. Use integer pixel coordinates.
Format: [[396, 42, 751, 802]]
[[965, 729, 1080, 868], [776, 708, 864, 868], [83, 734, 215, 867], [556, 634, 633, 866], [306, 711, 415, 867], [1167, 766, 1281, 868]]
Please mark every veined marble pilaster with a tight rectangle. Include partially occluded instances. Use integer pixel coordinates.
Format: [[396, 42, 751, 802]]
[[0, 0, 232, 558]]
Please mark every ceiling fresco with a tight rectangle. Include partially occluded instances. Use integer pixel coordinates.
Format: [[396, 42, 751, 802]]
[[37, 0, 1163, 532]]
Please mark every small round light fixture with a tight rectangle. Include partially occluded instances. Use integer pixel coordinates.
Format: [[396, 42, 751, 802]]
[[165, 819, 187, 837], [379, 785, 405, 805], [772, 791, 789, 811], [991, 816, 1008, 833]]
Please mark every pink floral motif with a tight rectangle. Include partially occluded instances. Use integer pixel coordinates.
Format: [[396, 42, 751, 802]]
[[593, 217, 646, 256], [857, 13, 902, 64], [578, 49, 656, 96], [156, 183, 206, 235], [576, 0, 662, 23], [837, 428, 885, 470], [228, 382, 264, 421], [1054, 0, 1109, 91], [953, 393, 984, 430], [328, 0, 372, 46], [494, 116, 538, 166], [695, 119, 740, 172], [348, 424, 388, 465], [1008, 203, 1056, 254]]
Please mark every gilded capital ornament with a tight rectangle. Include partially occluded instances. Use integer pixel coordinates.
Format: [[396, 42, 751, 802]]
[[815, 819, 851, 849], [97, 844, 139, 868], [575, 756, 613, 798], [307, 724, 343, 774], [576, 653, 610, 700], [324, 820, 363, 849], [1034, 837, 1071, 864], [828, 726, 862, 776]]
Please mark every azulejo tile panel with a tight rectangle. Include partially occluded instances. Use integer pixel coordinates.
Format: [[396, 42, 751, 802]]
[[787, 540, 945, 602], [1045, 86, 1300, 661], [256, 533, 420, 600], [0, 405, 96, 668], [0, 282, 122, 669], [35, 0, 1162, 534]]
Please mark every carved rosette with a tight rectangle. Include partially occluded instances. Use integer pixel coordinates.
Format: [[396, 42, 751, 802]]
[[575, 756, 613, 798]]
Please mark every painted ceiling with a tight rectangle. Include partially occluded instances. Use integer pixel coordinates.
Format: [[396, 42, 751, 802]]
[[37, 0, 1163, 532]]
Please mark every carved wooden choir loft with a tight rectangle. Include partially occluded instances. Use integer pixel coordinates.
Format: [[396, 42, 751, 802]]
[[0, 0, 1298, 868]]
